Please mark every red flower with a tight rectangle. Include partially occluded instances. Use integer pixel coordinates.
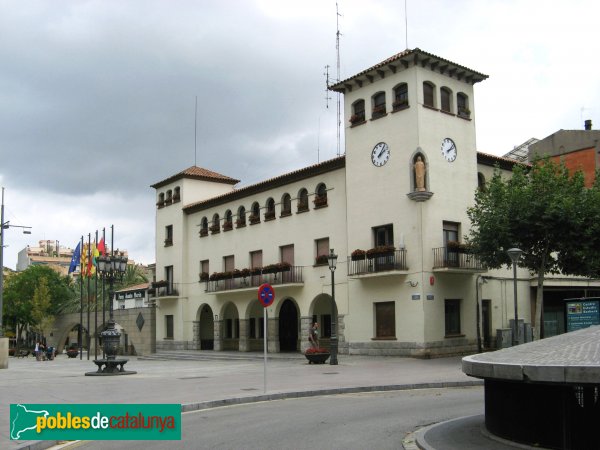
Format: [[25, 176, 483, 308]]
[[305, 347, 330, 354]]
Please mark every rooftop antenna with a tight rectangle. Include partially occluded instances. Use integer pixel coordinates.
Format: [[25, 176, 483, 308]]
[[405, 0, 408, 49], [194, 96, 198, 166], [324, 65, 332, 109], [317, 117, 321, 163], [335, 2, 342, 157]]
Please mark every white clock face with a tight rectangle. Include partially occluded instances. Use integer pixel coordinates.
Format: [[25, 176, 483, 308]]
[[441, 138, 457, 162], [371, 142, 390, 167]]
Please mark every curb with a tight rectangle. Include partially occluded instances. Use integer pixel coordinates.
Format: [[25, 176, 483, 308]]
[[16, 380, 483, 450]]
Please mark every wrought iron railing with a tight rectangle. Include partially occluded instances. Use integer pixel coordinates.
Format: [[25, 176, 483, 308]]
[[432, 247, 484, 270], [206, 266, 303, 293], [348, 249, 408, 276]]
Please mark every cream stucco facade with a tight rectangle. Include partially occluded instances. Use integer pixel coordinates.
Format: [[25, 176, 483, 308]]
[[151, 49, 543, 357]]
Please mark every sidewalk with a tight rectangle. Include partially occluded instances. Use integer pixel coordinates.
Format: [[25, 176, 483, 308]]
[[0, 352, 480, 450]]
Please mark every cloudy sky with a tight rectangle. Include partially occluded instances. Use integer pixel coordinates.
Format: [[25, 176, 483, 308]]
[[1, 0, 599, 270]]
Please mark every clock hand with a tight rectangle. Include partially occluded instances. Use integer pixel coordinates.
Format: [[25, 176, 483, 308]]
[[378, 147, 386, 158]]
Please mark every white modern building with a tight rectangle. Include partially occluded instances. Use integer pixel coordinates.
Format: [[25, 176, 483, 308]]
[[150, 48, 567, 356]]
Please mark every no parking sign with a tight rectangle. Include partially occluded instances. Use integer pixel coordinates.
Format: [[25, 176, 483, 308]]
[[258, 283, 275, 307]]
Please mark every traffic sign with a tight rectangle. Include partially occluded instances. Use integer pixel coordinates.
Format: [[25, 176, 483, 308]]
[[258, 283, 275, 307]]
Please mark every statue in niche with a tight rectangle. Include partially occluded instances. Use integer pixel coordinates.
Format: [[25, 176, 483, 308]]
[[414, 155, 426, 191]]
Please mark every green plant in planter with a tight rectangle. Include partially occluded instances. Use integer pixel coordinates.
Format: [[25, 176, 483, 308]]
[[315, 254, 329, 265], [366, 245, 396, 259], [351, 249, 366, 260]]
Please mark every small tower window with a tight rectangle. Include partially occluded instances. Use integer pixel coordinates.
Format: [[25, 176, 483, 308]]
[[350, 99, 366, 125], [223, 210, 233, 231], [157, 193, 165, 209], [166, 189, 173, 205], [423, 82, 435, 108], [372, 92, 386, 119], [236, 206, 246, 228], [440, 87, 452, 113], [173, 187, 181, 202], [457, 93, 470, 118], [393, 83, 409, 110]]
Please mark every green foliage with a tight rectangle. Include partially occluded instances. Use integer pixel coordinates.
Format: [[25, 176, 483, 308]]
[[467, 159, 600, 338], [3, 265, 74, 341]]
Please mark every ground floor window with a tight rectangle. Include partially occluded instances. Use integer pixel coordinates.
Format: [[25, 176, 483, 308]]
[[445, 299, 461, 336], [165, 315, 174, 339], [375, 301, 395, 338]]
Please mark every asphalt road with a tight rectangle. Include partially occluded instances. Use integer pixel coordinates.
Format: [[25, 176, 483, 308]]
[[67, 386, 484, 450]]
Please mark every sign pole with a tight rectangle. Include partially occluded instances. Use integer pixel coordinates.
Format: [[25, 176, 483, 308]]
[[263, 307, 267, 394], [258, 283, 275, 395]]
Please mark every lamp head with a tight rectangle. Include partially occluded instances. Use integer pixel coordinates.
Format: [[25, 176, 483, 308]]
[[328, 248, 338, 271], [507, 248, 523, 264]]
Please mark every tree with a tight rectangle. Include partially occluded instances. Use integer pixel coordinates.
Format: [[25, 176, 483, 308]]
[[116, 264, 148, 290], [2, 265, 74, 348], [30, 277, 54, 339], [467, 159, 600, 340]]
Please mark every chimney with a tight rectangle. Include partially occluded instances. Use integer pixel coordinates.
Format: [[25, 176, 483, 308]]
[[584, 119, 592, 130]]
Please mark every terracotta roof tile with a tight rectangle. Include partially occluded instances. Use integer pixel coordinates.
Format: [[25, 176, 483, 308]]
[[330, 48, 488, 92], [151, 166, 240, 189], [477, 151, 530, 170]]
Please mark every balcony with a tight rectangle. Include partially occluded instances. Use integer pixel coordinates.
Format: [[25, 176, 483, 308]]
[[432, 247, 485, 272], [150, 282, 179, 298], [206, 266, 303, 293], [348, 249, 408, 277]]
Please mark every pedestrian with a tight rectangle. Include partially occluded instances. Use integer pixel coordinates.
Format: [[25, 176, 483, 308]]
[[308, 322, 319, 349], [35, 342, 40, 361]]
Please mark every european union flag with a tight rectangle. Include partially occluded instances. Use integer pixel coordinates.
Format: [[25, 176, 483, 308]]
[[68, 242, 81, 274]]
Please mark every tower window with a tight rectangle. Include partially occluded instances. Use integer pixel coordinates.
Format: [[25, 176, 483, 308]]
[[236, 206, 246, 228], [250, 202, 261, 224], [265, 198, 275, 220], [281, 194, 292, 217], [393, 83, 409, 109], [350, 99, 366, 125], [440, 87, 452, 113], [372, 92, 386, 119], [297, 189, 309, 213], [200, 217, 208, 237], [210, 213, 220, 234], [423, 82, 435, 108], [457, 93, 470, 117]]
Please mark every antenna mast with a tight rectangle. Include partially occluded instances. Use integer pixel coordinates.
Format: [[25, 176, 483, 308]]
[[335, 2, 342, 157], [405, 0, 408, 49], [194, 96, 198, 166]]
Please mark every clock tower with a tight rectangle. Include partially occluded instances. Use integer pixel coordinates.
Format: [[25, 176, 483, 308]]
[[330, 48, 488, 351]]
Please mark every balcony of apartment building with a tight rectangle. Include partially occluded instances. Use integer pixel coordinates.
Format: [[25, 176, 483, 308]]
[[149, 280, 179, 299], [347, 247, 409, 278], [432, 243, 485, 273], [204, 264, 303, 294]]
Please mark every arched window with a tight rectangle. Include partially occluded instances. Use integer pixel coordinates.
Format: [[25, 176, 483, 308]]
[[200, 217, 208, 237], [281, 193, 292, 217], [393, 83, 409, 110], [250, 202, 261, 224], [314, 183, 328, 208], [457, 93, 470, 118], [265, 198, 275, 220], [210, 213, 220, 234], [236, 206, 246, 228], [372, 91, 386, 119], [423, 82, 435, 108], [297, 188, 309, 213], [477, 172, 486, 191], [440, 87, 452, 113], [157, 193, 165, 209], [166, 189, 173, 204], [350, 99, 365, 125], [223, 210, 233, 231], [173, 187, 181, 202]]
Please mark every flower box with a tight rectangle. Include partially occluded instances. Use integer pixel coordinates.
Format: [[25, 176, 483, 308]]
[[235, 219, 246, 228], [199, 229, 208, 237], [366, 245, 396, 259], [351, 249, 366, 261], [199, 272, 209, 282], [315, 254, 329, 265], [66, 348, 79, 358], [297, 201, 309, 212], [264, 211, 276, 221], [209, 225, 220, 234], [350, 114, 365, 125], [249, 215, 260, 225], [313, 195, 328, 207], [305, 348, 330, 364]]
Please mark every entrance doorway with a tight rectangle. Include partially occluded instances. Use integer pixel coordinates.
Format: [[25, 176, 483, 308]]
[[199, 307, 214, 350], [278, 299, 298, 352]]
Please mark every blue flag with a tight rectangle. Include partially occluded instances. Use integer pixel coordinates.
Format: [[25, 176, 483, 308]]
[[68, 242, 81, 274]]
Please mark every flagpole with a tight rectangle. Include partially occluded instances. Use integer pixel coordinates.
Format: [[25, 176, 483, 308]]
[[94, 230, 98, 361], [102, 227, 106, 359], [87, 233, 91, 360], [79, 236, 83, 360]]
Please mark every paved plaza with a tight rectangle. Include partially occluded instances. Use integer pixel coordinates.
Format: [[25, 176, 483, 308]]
[[1, 351, 480, 450]]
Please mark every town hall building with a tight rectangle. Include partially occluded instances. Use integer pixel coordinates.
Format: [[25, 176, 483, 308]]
[[150, 48, 591, 357]]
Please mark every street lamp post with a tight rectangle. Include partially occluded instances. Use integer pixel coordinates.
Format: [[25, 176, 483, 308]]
[[328, 249, 338, 365], [507, 248, 523, 346], [0, 187, 32, 338], [86, 240, 136, 376]]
